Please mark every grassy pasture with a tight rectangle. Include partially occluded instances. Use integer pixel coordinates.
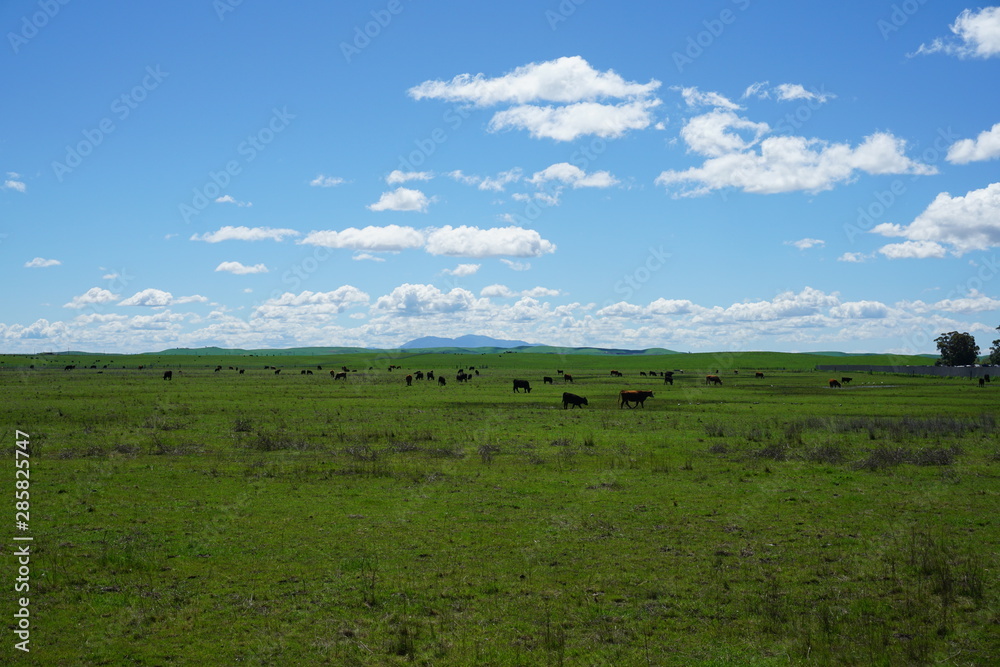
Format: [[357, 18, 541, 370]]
[[2, 352, 999, 665]]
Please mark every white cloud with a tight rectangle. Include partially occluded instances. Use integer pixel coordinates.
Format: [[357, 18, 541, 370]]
[[118, 289, 209, 307], [829, 301, 889, 319], [448, 168, 522, 191], [521, 286, 561, 298], [367, 187, 431, 212], [658, 127, 935, 196], [372, 283, 482, 316], [481, 284, 516, 298], [786, 238, 825, 250], [774, 83, 835, 103], [424, 225, 556, 258], [252, 287, 369, 319], [64, 287, 120, 309], [442, 263, 481, 277], [3, 177, 26, 192], [408, 55, 660, 105], [488, 98, 661, 141], [352, 253, 386, 262], [742, 81, 770, 99], [872, 182, 1000, 256], [409, 56, 661, 142], [677, 109, 770, 158], [931, 289, 1000, 313], [386, 170, 432, 185], [947, 122, 1000, 164], [912, 7, 1000, 59], [299, 225, 425, 251], [677, 86, 741, 110], [24, 257, 61, 268], [528, 162, 618, 188], [215, 261, 268, 274], [190, 226, 300, 243], [501, 259, 531, 271], [215, 195, 252, 207], [837, 252, 871, 263], [310, 175, 346, 187]]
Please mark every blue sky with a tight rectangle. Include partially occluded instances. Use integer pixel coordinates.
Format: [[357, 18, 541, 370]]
[[3, 0, 1000, 354]]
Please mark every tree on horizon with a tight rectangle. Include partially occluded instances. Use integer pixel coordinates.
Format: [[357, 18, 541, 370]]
[[935, 331, 979, 366], [988, 326, 1000, 366]]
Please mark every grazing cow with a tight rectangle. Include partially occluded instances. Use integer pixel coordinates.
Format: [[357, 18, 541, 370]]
[[414, 371, 424, 380], [334, 371, 347, 380], [274, 369, 281, 375], [829, 379, 841, 388], [610, 370, 622, 377], [664, 375, 674, 385], [841, 377, 853, 384], [755, 372, 765, 379], [438, 376, 446, 386], [307, 370, 313, 375], [64, 365, 75, 371], [543, 376, 554, 384], [733, 370, 739, 375], [456, 371, 469, 382], [301, 370, 307, 375], [163, 371, 172, 380], [705, 375, 723, 385], [215, 366, 222, 372], [979, 377, 986, 387], [620, 390, 654, 408], [640, 371, 647, 377], [562, 392, 588, 409], [563, 374, 574, 383], [405, 374, 413, 386], [239, 369, 245, 374], [427, 371, 435, 380], [557, 369, 564, 375], [513, 379, 532, 393]]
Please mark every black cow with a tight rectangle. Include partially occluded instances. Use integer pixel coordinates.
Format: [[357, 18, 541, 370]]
[[562, 392, 588, 409], [163, 370, 172, 380], [663, 375, 674, 385], [979, 377, 986, 387], [405, 374, 413, 386], [755, 372, 765, 379], [543, 376, 554, 384], [239, 369, 245, 374], [333, 371, 347, 380], [619, 390, 654, 408], [438, 376, 446, 386], [513, 379, 532, 393], [841, 377, 853, 384], [610, 370, 622, 377]]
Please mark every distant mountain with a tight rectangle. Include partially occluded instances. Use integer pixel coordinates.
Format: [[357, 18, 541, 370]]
[[400, 335, 542, 349]]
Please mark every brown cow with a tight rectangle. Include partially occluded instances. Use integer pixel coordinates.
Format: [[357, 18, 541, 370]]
[[705, 375, 722, 385], [829, 379, 841, 388], [620, 390, 654, 408], [610, 370, 622, 377], [563, 374, 573, 383], [755, 372, 764, 379], [405, 374, 413, 386]]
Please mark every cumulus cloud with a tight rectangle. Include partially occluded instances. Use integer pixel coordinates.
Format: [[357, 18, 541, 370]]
[[3, 173, 26, 192], [677, 86, 741, 110], [118, 289, 208, 307], [215, 261, 268, 274], [352, 253, 386, 262], [299, 225, 425, 251], [424, 225, 556, 258], [215, 195, 251, 207], [409, 56, 661, 141], [372, 283, 482, 316], [774, 84, 835, 103], [386, 170, 432, 185], [786, 238, 825, 250], [658, 123, 935, 196], [872, 182, 1000, 256], [367, 187, 431, 212], [64, 287, 120, 309], [528, 162, 618, 188], [24, 257, 61, 268], [190, 226, 300, 243], [501, 259, 531, 271], [481, 284, 516, 298], [447, 168, 522, 191], [838, 252, 871, 263], [252, 286, 369, 319], [310, 174, 346, 187], [912, 7, 1000, 59], [442, 263, 481, 277], [930, 289, 1000, 313], [947, 122, 1000, 164]]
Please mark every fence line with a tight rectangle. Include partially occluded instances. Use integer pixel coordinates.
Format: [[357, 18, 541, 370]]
[[815, 364, 998, 378]]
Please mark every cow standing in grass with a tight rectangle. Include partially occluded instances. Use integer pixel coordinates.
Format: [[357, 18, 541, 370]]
[[620, 390, 654, 408], [405, 374, 413, 386], [706, 375, 722, 385], [841, 377, 852, 384], [163, 371, 172, 380], [563, 374, 573, 383], [543, 376, 553, 384], [829, 379, 842, 388], [513, 379, 531, 393], [562, 392, 588, 409]]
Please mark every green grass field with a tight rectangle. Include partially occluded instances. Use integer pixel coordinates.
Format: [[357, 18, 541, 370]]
[[3, 351, 998, 665]]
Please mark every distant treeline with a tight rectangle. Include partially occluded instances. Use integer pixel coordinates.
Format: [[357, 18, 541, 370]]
[[816, 364, 998, 378]]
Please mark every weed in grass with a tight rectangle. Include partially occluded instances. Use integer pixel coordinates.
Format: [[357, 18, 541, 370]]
[[477, 443, 500, 464], [805, 442, 846, 464], [707, 442, 729, 455]]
